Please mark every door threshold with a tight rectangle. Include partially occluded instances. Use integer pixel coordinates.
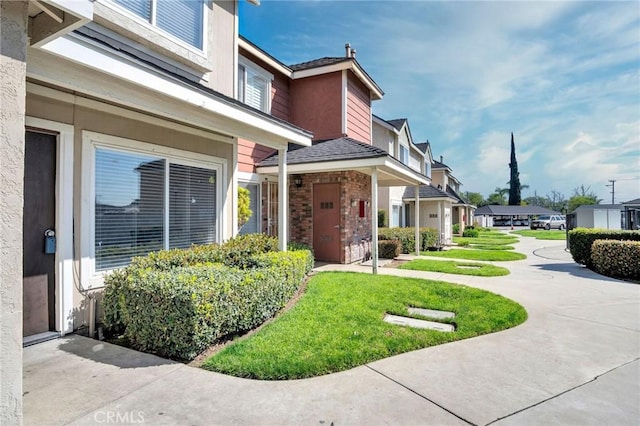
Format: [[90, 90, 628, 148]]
[[23, 331, 60, 347]]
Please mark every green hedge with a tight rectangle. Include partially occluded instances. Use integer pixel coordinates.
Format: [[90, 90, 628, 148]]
[[591, 240, 640, 280], [378, 227, 439, 253], [568, 228, 640, 267], [378, 240, 401, 259], [102, 234, 313, 360], [462, 228, 479, 238]]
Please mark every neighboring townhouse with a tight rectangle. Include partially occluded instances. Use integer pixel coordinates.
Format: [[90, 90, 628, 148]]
[[2, 2, 315, 415], [622, 198, 640, 230], [236, 40, 428, 263], [402, 153, 475, 244], [371, 115, 432, 227]]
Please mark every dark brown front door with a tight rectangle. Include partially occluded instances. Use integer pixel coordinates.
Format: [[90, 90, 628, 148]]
[[23, 131, 56, 336], [313, 183, 341, 262]]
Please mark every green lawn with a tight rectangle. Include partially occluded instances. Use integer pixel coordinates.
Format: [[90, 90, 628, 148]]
[[202, 272, 527, 379], [467, 244, 515, 251], [398, 259, 510, 276], [511, 230, 567, 240], [454, 236, 519, 246], [421, 249, 526, 261]]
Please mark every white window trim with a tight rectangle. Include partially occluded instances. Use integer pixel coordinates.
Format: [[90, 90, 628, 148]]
[[81, 131, 227, 289], [102, 0, 208, 55], [25, 117, 75, 335], [399, 144, 409, 165], [238, 55, 274, 114]]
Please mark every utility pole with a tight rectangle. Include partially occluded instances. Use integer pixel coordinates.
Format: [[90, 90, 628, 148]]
[[606, 180, 616, 204]]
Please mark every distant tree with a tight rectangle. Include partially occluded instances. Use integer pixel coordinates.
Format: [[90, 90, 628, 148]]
[[567, 185, 601, 212], [487, 187, 509, 205], [508, 133, 522, 205], [463, 191, 485, 207], [524, 191, 547, 207], [546, 190, 567, 213]]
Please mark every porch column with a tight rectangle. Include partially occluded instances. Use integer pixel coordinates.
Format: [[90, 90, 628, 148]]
[[277, 148, 287, 251], [415, 185, 420, 256], [438, 201, 443, 245], [371, 168, 378, 274], [0, 1, 28, 423]]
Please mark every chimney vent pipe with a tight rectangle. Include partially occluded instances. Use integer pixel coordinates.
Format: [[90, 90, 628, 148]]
[[351, 49, 356, 58], [440, 155, 443, 163], [345, 43, 351, 58]]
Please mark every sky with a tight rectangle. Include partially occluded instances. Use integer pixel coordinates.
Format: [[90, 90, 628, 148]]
[[238, 0, 640, 204]]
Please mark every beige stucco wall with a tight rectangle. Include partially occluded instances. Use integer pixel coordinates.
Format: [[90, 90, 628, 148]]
[[26, 92, 235, 329], [0, 1, 27, 422]]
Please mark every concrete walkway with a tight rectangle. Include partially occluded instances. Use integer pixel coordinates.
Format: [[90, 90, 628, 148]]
[[24, 234, 640, 425]]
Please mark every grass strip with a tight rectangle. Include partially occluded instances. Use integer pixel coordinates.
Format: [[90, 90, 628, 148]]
[[202, 272, 526, 380], [398, 259, 509, 276], [420, 249, 526, 261], [511, 230, 566, 240]]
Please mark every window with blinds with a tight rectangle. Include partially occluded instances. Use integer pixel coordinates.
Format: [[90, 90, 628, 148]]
[[237, 58, 272, 113], [112, 0, 204, 49], [399, 145, 409, 165], [94, 147, 218, 271]]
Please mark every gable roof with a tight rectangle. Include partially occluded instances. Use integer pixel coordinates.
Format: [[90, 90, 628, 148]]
[[257, 137, 389, 167], [289, 57, 351, 71], [446, 185, 470, 205], [402, 185, 456, 201], [386, 118, 407, 131], [475, 205, 561, 216], [622, 198, 640, 205]]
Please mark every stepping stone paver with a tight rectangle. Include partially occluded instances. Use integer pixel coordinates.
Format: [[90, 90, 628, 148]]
[[408, 307, 456, 319], [384, 314, 455, 332]]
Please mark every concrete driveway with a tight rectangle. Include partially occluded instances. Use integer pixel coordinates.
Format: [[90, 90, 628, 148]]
[[24, 235, 640, 425]]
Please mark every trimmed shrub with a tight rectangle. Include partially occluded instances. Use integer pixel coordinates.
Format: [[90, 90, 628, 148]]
[[457, 240, 470, 247], [591, 240, 640, 280], [102, 234, 313, 360], [378, 240, 401, 259], [453, 223, 460, 235], [378, 227, 439, 253], [462, 228, 479, 238], [378, 209, 387, 228], [568, 228, 640, 267]]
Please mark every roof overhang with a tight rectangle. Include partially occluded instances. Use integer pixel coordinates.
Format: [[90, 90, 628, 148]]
[[29, 0, 93, 47], [257, 156, 428, 187], [403, 196, 453, 202], [292, 60, 384, 100], [28, 33, 312, 150], [239, 37, 291, 77], [372, 115, 400, 135]]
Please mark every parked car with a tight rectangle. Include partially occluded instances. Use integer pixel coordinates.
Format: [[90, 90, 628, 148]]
[[530, 215, 566, 230]]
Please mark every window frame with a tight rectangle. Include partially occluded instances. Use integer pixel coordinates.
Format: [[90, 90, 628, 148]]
[[237, 56, 273, 114], [399, 144, 409, 166], [106, 0, 207, 53], [238, 176, 262, 236], [81, 131, 226, 288]]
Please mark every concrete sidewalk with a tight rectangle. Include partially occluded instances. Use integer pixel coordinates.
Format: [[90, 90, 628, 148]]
[[24, 235, 640, 425]]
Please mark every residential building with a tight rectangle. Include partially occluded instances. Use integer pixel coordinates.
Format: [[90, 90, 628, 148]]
[[571, 205, 623, 230], [237, 40, 428, 263], [371, 116, 431, 228], [622, 198, 640, 230], [2, 1, 313, 420]]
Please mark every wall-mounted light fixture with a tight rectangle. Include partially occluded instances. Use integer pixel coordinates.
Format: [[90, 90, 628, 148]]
[[293, 175, 303, 188], [351, 198, 358, 207]]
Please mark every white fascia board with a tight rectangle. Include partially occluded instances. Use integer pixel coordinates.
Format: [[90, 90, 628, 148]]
[[257, 156, 428, 186], [239, 38, 291, 77], [292, 61, 383, 100], [37, 34, 312, 148]]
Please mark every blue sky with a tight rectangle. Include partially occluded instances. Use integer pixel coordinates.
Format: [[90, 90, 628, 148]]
[[239, 1, 640, 203]]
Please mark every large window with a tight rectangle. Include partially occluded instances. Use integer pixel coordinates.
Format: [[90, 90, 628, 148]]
[[112, 0, 204, 49], [91, 141, 221, 272], [238, 57, 272, 113]]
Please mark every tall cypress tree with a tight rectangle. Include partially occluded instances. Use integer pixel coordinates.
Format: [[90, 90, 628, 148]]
[[508, 132, 521, 205]]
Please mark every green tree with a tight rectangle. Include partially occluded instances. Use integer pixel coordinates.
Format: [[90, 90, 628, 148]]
[[567, 185, 601, 212], [463, 191, 485, 207], [238, 186, 252, 229], [546, 190, 567, 213], [508, 133, 522, 205], [487, 187, 508, 205]]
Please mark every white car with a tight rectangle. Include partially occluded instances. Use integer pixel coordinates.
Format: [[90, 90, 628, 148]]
[[530, 214, 566, 230]]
